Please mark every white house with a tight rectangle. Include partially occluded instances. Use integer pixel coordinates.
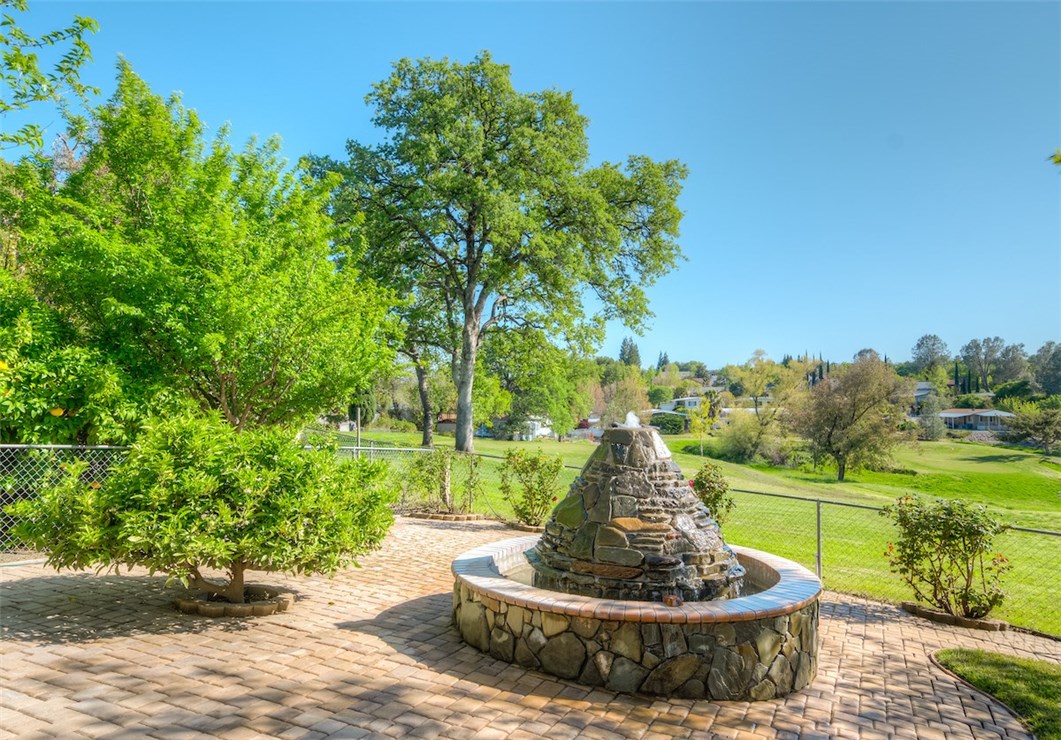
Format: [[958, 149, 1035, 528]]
[[938, 409, 1014, 432], [659, 396, 702, 413]]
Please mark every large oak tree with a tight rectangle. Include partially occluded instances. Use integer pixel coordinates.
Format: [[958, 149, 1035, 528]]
[[314, 53, 686, 451]]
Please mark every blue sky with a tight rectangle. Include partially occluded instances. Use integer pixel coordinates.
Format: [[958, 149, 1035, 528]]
[[17, 1, 1061, 368]]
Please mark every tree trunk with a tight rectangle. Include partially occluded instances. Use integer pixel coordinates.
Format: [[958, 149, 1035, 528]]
[[225, 560, 246, 603], [455, 321, 479, 453], [414, 362, 433, 448], [836, 458, 846, 482]]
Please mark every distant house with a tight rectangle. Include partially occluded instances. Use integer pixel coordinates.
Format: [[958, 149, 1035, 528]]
[[914, 382, 936, 406], [659, 396, 702, 412], [938, 409, 1014, 432], [436, 413, 458, 434]]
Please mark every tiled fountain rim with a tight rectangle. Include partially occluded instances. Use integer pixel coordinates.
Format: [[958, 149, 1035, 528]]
[[452, 535, 822, 625]]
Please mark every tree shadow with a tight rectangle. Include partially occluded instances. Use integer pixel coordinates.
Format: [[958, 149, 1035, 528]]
[[335, 592, 662, 704], [959, 453, 1029, 464], [0, 572, 301, 645], [398, 517, 511, 535], [819, 596, 907, 626]]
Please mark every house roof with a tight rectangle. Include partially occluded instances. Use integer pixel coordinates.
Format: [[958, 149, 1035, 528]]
[[938, 408, 1014, 418]]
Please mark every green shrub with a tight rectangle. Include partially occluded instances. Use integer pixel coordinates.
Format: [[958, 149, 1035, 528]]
[[650, 412, 686, 435], [406, 448, 454, 511], [955, 394, 990, 409], [499, 448, 564, 526], [881, 495, 1010, 619], [7, 412, 395, 603], [690, 462, 734, 524], [367, 417, 417, 433], [403, 448, 480, 513], [716, 412, 772, 463]]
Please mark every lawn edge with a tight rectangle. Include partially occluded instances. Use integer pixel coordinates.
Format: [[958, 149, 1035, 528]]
[[928, 650, 1034, 738]]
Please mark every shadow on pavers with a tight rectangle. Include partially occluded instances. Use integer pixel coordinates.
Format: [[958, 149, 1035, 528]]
[[818, 597, 905, 627], [0, 573, 294, 644], [335, 592, 668, 707]]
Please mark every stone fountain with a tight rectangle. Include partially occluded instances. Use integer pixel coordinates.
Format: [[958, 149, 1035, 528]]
[[452, 424, 821, 700], [531, 424, 746, 603]]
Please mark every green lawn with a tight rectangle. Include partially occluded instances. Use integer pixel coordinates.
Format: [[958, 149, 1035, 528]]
[[936, 649, 1061, 739], [336, 428, 1061, 635]]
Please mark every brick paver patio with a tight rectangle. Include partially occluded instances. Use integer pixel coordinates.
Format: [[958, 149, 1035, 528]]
[[1, 518, 1058, 739]]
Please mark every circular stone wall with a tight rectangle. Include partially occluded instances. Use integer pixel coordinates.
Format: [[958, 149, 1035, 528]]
[[452, 536, 821, 700]]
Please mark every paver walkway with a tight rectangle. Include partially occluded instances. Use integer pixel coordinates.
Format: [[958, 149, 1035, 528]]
[[1, 518, 1058, 739]]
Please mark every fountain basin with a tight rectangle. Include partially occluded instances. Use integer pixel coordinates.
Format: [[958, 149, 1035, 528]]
[[452, 536, 821, 700]]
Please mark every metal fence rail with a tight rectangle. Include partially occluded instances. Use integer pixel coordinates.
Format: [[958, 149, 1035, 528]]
[[3, 444, 1058, 634], [723, 487, 1061, 635]]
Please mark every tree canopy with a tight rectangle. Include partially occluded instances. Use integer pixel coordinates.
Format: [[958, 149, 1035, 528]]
[[313, 52, 686, 451], [790, 356, 912, 481], [18, 63, 396, 432], [481, 328, 591, 438], [619, 337, 642, 368], [960, 337, 1005, 392], [911, 334, 950, 376]]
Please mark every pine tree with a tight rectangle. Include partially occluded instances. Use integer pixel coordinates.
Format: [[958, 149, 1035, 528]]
[[657, 351, 669, 370], [619, 337, 641, 368]]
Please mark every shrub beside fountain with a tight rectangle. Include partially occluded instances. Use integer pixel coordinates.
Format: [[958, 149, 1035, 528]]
[[452, 425, 821, 700]]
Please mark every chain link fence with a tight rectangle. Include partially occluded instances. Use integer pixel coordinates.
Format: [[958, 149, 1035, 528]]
[[723, 488, 1061, 636], [0, 445, 127, 561], [3, 444, 1058, 634]]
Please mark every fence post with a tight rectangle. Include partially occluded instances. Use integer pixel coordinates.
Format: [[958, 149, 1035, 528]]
[[815, 499, 823, 580]]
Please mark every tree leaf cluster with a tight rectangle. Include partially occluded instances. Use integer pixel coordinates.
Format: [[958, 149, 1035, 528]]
[[13, 62, 397, 433], [0, 0, 99, 150]]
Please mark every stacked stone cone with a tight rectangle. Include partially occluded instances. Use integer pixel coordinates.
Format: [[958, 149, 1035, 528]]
[[531, 425, 745, 602]]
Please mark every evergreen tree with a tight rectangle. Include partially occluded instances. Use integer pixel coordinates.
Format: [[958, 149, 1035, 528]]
[[619, 337, 642, 368], [656, 351, 669, 370]]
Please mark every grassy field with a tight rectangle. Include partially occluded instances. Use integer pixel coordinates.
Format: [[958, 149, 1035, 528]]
[[337, 428, 1061, 634], [353, 429, 1061, 525]]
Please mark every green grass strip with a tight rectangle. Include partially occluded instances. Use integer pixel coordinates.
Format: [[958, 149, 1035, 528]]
[[935, 648, 1061, 739]]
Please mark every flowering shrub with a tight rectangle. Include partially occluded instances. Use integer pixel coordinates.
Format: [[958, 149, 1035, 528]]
[[499, 448, 564, 526], [881, 495, 1010, 619]]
